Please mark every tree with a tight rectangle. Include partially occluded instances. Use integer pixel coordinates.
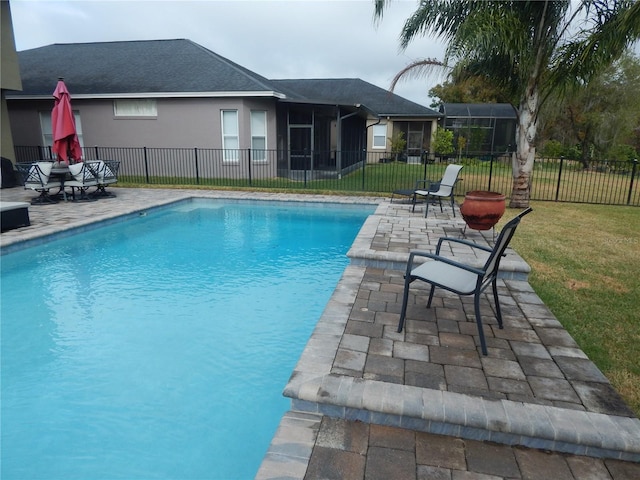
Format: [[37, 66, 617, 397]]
[[428, 73, 511, 108], [540, 54, 640, 165], [374, 0, 640, 207], [389, 131, 407, 161], [433, 126, 454, 157]]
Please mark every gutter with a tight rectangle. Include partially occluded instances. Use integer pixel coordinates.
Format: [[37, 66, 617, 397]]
[[5, 91, 288, 100]]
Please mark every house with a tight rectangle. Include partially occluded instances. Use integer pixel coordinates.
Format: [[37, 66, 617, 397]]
[[7, 39, 441, 179]]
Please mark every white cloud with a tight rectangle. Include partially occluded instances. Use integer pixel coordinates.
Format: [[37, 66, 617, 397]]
[[10, 0, 447, 106]]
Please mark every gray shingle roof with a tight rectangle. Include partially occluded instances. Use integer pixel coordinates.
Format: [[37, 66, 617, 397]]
[[16, 39, 277, 95], [271, 78, 439, 117], [15, 39, 440, 117]]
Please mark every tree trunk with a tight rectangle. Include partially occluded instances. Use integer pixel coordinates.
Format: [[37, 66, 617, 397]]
[[510, 88, 538, 208]]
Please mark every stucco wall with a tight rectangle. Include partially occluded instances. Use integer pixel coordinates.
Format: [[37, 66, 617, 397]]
[[8, 96, 278, 150]]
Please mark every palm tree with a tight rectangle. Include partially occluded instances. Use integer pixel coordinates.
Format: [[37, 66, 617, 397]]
[[374, 0, 640, 207]]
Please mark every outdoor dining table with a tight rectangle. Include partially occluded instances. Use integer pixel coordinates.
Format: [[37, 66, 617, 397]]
[[50, 164, 71, 201]]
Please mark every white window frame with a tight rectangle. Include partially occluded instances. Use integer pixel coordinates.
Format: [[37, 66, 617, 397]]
[[221, 110, 239, 163], [113, 99, 157, 118], [250, 110, 267, 163], [39, 111, 85, 153], [372, 124, 387, 149]]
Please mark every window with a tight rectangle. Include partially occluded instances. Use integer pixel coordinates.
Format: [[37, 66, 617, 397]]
[[221, 110, 239, 162], [250, 110, 267, 162], [40, 111, 84, 152], [372, 124, 387, 149], [113, 99, 157, 117]]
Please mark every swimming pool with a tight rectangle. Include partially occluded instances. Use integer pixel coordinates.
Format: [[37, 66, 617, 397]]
[[0, 198, 374, 480]]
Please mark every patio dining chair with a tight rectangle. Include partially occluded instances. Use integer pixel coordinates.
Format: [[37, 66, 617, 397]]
[[66, 161, 99, 201], [90, 160, 120, 198], [397, 207, 533, 355], [412, 164, 463, 217], [17, 161, 62, 204]]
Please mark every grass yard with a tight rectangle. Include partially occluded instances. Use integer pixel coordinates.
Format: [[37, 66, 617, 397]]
[[501, 202, 640, 415]]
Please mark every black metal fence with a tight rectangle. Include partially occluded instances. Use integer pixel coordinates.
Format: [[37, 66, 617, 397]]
[[15, 146, 639, 206]]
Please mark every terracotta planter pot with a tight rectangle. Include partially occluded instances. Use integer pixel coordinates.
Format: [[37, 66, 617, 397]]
[[460, 191, 506, 230]]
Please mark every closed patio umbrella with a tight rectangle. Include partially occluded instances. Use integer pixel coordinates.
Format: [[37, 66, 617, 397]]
[[52, 78, 82, 164]]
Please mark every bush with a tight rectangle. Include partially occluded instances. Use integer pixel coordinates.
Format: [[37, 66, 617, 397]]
[[607, 144, 639, 161], [540, 140, 564, 158]]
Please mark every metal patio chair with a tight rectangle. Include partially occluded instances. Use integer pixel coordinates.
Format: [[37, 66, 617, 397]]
[[17, 161, 62, 204], [90, 160, 120, 198], [66, 161, 99, 201], [397, 207, 533, 355], [412, 164, 463, 217], [392, 179, 441, 204]]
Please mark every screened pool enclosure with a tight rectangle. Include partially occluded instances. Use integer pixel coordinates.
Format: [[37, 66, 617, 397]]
[[439, 103, 517, 157]]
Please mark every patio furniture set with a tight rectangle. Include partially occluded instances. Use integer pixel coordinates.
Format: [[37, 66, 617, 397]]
[[14, 159, 120, 205], [390, 164, 533, 355]]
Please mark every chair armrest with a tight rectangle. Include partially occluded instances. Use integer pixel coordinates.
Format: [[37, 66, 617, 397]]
[[435, 237, 493, 254], [406, 250, 485, 277], [414, 179, 440, 195]]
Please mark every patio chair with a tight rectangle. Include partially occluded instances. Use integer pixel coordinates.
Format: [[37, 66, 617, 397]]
[[397, 207, 533, 355], [66, 161, 99, 201], [17, 161, 62, 204], [391, 179, 440, 203], [412, 164, 463, 217], [90, 160, 120, 197]]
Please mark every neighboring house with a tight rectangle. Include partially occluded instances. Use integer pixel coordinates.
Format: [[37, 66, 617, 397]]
[[439, 103, 517, 157], [1, 1, 22, 164], [7, 39, 441, 179]]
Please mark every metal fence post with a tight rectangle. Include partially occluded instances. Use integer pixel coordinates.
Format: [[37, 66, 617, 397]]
[[488, 155, 494, 191], [628, 158, 638, 205], [247, 148, 252, 186], [303, 148, 308, 188], [555, 156, 564, 202], [421, 151, 427, 182], [144, 146, 150, 184], [361, 149, 366, 191], [194, 147, 200, 185]]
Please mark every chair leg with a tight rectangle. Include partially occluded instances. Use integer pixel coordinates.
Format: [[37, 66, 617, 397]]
[[397, 277, 413, 333], [492, 279, 504, 329], [450, 195, 456, 217], [426, 285, 436, 308], [424, 194, 436, 218], [438, 197, 443, 213], [474, 291, 489, 355]]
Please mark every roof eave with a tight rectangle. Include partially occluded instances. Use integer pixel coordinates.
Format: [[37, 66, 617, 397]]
[[381, 112, 443, 118], [6, 91, 287, 100]]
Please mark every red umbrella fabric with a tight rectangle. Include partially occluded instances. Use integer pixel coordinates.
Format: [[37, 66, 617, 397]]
[[52, 78, 82, 164]]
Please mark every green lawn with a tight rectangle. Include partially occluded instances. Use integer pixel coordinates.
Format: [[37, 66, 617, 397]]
[[119, 157, 639, 205], [503, 202, 640, 415]]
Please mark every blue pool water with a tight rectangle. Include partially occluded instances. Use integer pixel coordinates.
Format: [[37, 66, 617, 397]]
[[0, 198, 374, 480]]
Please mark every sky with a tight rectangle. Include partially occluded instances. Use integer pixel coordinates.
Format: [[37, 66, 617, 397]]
[[10, 0, 448, 107]]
